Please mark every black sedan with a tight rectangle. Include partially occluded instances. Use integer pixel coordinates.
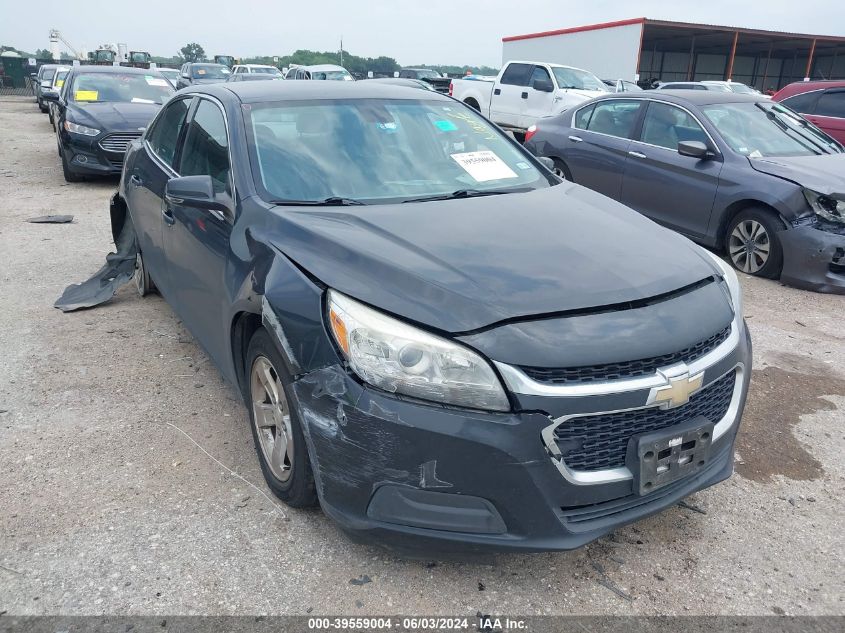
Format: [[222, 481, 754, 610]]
[[524, 91, 845, 293], [78, 81, 749, 552], [48, 66, 173, 182]]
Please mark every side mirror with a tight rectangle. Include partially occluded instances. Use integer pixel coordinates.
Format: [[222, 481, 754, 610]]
[[678, 140, 714, 159], [533, 79, 554, 93], [166, 175, 229, 213], [42, 91, 59, 102], [536, 156, 555, 171]]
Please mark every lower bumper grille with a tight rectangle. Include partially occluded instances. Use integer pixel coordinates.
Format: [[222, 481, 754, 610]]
[[554, 371, 736, 472]]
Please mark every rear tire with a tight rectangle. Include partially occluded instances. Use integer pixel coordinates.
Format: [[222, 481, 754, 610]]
[[38, 98, 47, 113], [133, 251, 156, 296], [551, 158, 573, 181], [60, 148, 82, 183], [245, 329, 317, 508], [724, 208, 785, 279]]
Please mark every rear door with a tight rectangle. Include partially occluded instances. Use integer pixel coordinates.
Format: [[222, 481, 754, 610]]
[[620, 100, 722, 238], [162, 96, 234, 368], [126, 96, 192, 296], [804, 89, 845, 144], [490, 63, 532, 128], [564, 98, 645, 198], [520, 65, 556, 128]]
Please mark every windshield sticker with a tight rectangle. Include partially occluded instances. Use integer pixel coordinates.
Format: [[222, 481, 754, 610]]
[[376, 121, 398, 132], [443, 109, 497, 140], [451, 151, 518, 182], [145, 76, 169, 87], [75, 90, 98, 101], [434, 120, 458, 132], [516, 161, 531, 170], [131, 97, 155, 104], [56, 79, 64, 87], [197, 69, 207, 75]]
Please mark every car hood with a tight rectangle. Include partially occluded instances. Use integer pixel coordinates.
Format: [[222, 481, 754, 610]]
[[558, 88, 608, 101], [69, 101, 162, 130], [749, 154, 845, 196], [191, 77, 228, 84], [266, 184, 720, 333]]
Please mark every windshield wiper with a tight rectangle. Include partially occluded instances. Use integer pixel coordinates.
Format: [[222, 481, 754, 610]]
[[755, 103, 833, 155], [402, 188, 531, 204], [269, 197, 367, 206]]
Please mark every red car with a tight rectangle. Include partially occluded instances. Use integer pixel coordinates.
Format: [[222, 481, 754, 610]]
[[773, 80, 845, 144]]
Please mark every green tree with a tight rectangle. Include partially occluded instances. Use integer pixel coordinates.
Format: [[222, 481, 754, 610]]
[[179, 43, 206, 63], [34, 48, 52, 59]]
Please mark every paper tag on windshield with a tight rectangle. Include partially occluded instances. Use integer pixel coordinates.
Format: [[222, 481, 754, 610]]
[[451, 151, 518, 182], [75, 90, 98, 101], [145, 76, 169, 87]]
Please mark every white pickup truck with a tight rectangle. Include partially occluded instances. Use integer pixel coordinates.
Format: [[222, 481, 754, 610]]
[[450, 61, 609, 140]]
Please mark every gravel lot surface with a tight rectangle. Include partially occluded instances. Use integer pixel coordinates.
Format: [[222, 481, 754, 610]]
[[0, 96, 842, 616]]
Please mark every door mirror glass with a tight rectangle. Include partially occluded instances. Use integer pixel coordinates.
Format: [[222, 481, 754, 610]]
[[166, 175, 224, 210], [42, 91, 59, 102], [533, 79, 554, 93], [678, 140, 712, 159]]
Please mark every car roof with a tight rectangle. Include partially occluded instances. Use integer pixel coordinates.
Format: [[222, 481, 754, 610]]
[[592, 90, 765, 106], [193, 80, 453, 103], [774, 79, 845, 99]]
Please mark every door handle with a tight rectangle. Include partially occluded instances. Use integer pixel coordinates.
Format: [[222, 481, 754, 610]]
[[129, 174, 143, 187], [162, 207, 175, 226], [628, 150, 647, 159], [568, 135, 583, 143], [521, 92, 528, 99], [493, 88, 501, 95]]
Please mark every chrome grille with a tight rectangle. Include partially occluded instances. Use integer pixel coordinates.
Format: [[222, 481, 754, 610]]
[[554, 371, 736, 472], [520, 325, 731, 385], [98, 132, 142, 154]]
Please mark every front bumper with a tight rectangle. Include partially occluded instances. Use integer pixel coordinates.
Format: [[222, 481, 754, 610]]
[[292, 320, 752, 553], [780, 225, 845, 294], [60, 132, 125, 177]]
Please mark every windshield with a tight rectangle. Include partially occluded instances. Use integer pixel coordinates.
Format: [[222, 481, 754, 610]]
[[42, 68, 56, 81], [191, 64, 230, 79], [54, 70, 68, 86], [253, 67, 282, 75], [247, 99, 551, 204], [728, 83, 757, 94], [312, 70, 353, 81], [552, 67, 608, 92], [70, 72, 173, 104], [414, 69, 441, 79], [702, 102, 843, 157]]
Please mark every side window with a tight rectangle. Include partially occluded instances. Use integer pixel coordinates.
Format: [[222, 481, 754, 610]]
[[585, 100, 643, 138], [641, 102, 708, 150], [815, 91, 845, 118], [178, 99, 230, 193], [781, 90, 821, 114], [574, 104, 595, 130], [529, 66, 552, 89], [146, 97, 190, 168], [499, 63, 532, 86]]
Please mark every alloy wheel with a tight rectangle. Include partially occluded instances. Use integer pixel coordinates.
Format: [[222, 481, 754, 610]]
[[728, 219, 770, 274], [250, 356, 294, 482]]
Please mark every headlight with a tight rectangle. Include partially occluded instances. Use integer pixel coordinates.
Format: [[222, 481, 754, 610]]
[[64, 121, 100, 136], [804, 189, 845, 224], [327, 290, 510, 412], [702, 249, 743, 319]]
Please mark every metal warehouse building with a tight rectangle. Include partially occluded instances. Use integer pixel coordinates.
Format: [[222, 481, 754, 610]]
[[502, 18, 845, 92]]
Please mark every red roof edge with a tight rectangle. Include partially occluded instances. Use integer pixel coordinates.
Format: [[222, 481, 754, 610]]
[[502, 18, 646, 42]]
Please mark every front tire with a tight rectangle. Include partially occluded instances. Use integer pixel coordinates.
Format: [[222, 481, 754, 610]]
[[725, 208, 785, 279], [60, 148, 82, 183], [246, 329, 317, 508], [551, 158, 573, 181]]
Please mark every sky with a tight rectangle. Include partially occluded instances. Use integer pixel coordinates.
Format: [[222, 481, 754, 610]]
[[2, 0, 842, 67]]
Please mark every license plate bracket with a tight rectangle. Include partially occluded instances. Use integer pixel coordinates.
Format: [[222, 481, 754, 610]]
[[626, 415, 714, 496]]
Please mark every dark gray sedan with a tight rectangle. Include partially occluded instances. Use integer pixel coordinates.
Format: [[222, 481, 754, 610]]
[[524, 91, 845, 293]]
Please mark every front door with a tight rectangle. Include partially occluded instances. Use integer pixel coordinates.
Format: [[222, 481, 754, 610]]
[[162, 97, 235, 368], [491, 62, 532, 128], [520, 65, 556, 129], [621, 101, 723, 238]]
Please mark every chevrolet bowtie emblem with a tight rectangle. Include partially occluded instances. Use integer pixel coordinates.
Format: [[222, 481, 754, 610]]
[[649, 368, 704, 409]]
